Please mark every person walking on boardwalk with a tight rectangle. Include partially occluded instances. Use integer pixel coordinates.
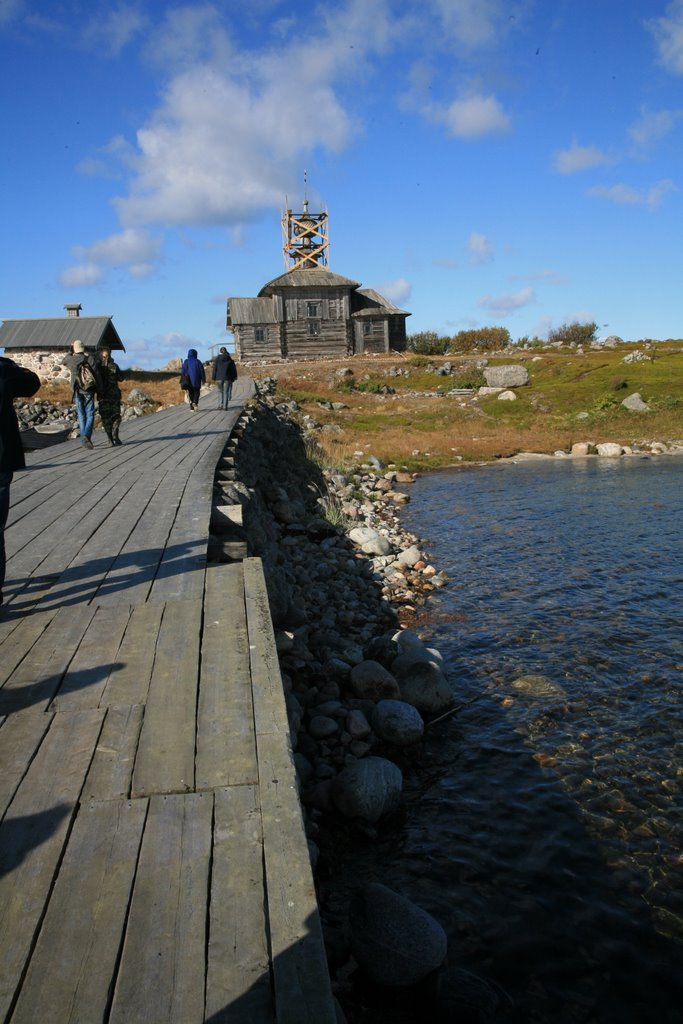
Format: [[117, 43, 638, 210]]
[[0, 355, 40, 610], [181, 348, 205, 411], [64, 339, 98, 448], [211, 346, 237, 409], [96, 344, 123, 445]]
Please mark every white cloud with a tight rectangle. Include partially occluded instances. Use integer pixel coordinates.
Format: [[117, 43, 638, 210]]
[[73, 228, 162, 268], [58, 263, 104, 288], [0, 0, 23, 27], [438, 93, 511, 138], [629, 104, 682, 150], [112, 29, 358, 229], [60, 228, 162, 285], [468, 232, 494, 264], [588, 179, 678, 209], [144, 5, 233, 70], [374, 278, 412, 304], [647, 0, 683, 74], [478, 286, 535, 316], [432, 0, 515, 49], [553, 140, 611, 174], [510, 269, 570, 286], [81, 4, 148, 56]]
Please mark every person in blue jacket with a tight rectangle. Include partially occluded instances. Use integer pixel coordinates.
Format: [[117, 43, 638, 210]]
[[181, 348, 206, 410], [0, 356, 40, 609]]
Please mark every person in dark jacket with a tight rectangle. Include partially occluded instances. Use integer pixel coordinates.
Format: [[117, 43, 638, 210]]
[[63, 339, 98, 448], [0, 356, 40, 608], [211, 347, 238, 409], [96, 344, 123, 445], [181, 348, 206, 411]]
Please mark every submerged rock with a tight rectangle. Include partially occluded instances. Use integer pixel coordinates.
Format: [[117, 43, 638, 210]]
[[349, 882, 447, 986]]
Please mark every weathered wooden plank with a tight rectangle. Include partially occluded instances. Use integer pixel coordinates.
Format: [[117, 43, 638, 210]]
[[0, 708, 105, 1022], [257, 732, 336, 1024], [31, 470, 168, 607], [94, 471, 191, 607], [0, 604, 99, 715], [196, 563, 258, 790], [109, 792, 213, 1024], [0, 607, 57, 680], [99, 600, 164, 707], [50, 604, 132, 712], [82, 704, 144, 801], [10, 798, 148, 1024], [242, 558, 291, 740], [131, 598, 202, 797], [243, 557, 336, 1024], [0, 709, 53, 818], [205, 786, 274, 1023]]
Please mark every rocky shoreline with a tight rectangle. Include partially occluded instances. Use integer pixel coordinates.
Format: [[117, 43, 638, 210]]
[[222, 384, 522, 1021]]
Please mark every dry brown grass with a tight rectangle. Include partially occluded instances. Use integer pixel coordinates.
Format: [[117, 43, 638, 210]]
[[35, 349, 683, 468]]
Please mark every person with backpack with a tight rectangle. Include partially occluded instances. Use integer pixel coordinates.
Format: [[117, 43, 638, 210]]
[[96, 344, 123, 445], [64, 340, 98, 448], [0, 356, 40, 610], [181, 348, 206, 411], [211, 346, 238, 409]]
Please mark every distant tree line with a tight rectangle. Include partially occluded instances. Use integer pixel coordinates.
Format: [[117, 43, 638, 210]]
[[407, 321, 601, 354]]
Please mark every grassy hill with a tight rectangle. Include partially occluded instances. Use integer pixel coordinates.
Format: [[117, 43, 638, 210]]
[[255, 343, 683, 469]]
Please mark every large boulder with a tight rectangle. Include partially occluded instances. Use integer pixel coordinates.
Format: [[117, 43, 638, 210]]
[[596, 442, 623, 457], [372, 700, 424, 746], [483, 365, 529, 388], [621, 392, 650, 412], [391, 651, 453, 713], [349, 883, 447, 986], [349, 660, 401, 701], [332, 757, 403, 823], [348, 526, 392, 555]]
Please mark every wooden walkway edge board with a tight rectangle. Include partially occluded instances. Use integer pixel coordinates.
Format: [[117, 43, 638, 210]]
[[242, 557, 337, 1024], [131, 598, 202, 798], [197, 562, 258, 790], [109, 792, 213, 1024], [206, 786, 274, 1023]]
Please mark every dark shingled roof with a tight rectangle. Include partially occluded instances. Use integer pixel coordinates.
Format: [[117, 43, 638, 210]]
[[351, 288, 410, 318], [258, 268, 361, 296], [0, 316, 125, 352], [228, 298, 277, 324]]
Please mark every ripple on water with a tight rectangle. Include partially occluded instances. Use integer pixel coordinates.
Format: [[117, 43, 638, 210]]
[[324, 459, 683, 1024]]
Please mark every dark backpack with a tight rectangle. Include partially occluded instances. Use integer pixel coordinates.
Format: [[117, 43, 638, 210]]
[[76, 358, 98, 393]]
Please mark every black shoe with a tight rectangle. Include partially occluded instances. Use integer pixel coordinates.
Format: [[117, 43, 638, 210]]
[[82, 437, 94, 449]]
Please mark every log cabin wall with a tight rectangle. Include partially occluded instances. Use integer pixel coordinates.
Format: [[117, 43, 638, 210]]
[[234, 323, 282, 361], [280, 286, 352, 359], [358, 319, 389, 355]]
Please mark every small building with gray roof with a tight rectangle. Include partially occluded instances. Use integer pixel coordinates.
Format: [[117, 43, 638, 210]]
[[0, 303, 125, 382]]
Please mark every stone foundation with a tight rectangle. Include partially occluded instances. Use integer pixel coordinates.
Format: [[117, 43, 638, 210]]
[[8, 350, 72, 383]]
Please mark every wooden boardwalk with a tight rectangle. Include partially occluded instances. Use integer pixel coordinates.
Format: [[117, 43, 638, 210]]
[[0, 382, 336, 1024]]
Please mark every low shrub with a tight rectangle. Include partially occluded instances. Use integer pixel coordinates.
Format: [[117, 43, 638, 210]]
[[450, 326, 511, 352], [548, 321, 598, 346], [407, 331, 450, 355]]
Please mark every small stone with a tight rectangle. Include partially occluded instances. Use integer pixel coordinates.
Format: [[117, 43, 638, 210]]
[[309, 715, 339, 739]]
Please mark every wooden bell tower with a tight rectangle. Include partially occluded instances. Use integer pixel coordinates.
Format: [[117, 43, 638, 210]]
[[282, 174, 329, 270]]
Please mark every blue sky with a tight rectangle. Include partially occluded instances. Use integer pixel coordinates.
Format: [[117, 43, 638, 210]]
[[1, 0, 682, 368]]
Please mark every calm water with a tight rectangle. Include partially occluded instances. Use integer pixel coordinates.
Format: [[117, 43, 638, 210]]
[[328, 457, 683, 1023]]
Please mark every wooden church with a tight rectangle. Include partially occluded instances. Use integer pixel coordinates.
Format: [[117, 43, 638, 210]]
[[227, 194, 410, 361]]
